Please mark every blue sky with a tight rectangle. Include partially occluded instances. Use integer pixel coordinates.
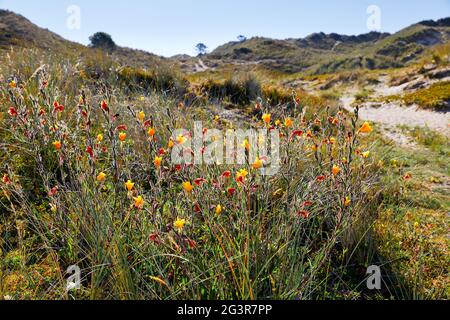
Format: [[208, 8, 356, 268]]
[[1, 0, 449, 56]]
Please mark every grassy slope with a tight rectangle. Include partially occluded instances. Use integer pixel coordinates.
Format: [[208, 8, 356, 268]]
[[203, 20, 449, 75]]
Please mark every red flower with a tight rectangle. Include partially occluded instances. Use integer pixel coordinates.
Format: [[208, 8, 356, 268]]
[[316, 175, 326, 182], [185, 238, 197, 250], [403, 173, 412, 181], [158, 148, 167, 156], [8, 107, 18, 117], [175, 165, 182, 172], [221, 171, 231, 179], [48, 186, 58, 196], [227, 188, 236, 196], [291, 130, 303, 140], [2, 174, 11, 185], [303, 201, 314, 207], [297, 210, 310, 219], [194, 178, 207, 186], [53, 103, 64, 113], [149, 233, 161, 245], [143, 120, 152, 128], [101, 100, 109, 112], [193, 203, 202, 213], [86, 146, 94, 158], [117, 124, 128, 131]]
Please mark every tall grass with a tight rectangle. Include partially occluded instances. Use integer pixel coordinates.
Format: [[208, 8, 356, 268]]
[[1, 49, 386, 300]]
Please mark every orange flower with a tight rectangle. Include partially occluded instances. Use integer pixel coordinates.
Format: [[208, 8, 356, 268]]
[[241, 139, 250, 150], [332, 165, 341, 176], [215, 205, 223, 215], [262, 113, 271, 125], [97, 134, 104, 143], [252, 157, 264, 170], [153, 156, 162, 168], [96, 172, 106, 182], [147, 127, 156, 137], [53, 140, 62, 151], [133, 196, 145, 209], [183, 181, 194, 193], [284, 118, 293, 128], [168, 138, 175, 148], [358, 122, 373, 134], [344, 196, 351, 207], [176, 134, 187, 145], [125, 180, 135, 191], [118, 132, 127, 142], [9, 80, 16, 88]]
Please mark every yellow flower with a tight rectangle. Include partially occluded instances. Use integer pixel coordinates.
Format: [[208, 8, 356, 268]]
[[119, 132, 127, 142], [53, 140, 62, 151], [153, 156, 162, 168], [215, 205, 223, 215], [262, 113, 271, 124], [96, 172, 106, 182], [49, 203, 57, 213], [362, 151, 370, 158], [147, 127, 155, 137], [329, 137, 336, 144], [97, 134, 104, 143], [168, 138, 175, 148], [252, 157, 264, 170], [358, 122, 373, 134], [133, 196, 145, 209], [174, 217, 186, 232], [140, 96, 145, 102], [125, 180, 135, 191], [241, 139, 250, 150], [332, 165, 341, 176], [236, 168, 249, 183], [138, 111, 146, 122], [176, 134, 187, 145], [284, 118, 293, 128], [275, 120, 281, 127], [9, 80, 16, 88], [344, 196, 351, 207], [183, 181, 194, 193]]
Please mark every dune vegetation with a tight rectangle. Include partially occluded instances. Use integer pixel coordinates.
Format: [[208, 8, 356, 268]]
[[0, 9, 449, 300]]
